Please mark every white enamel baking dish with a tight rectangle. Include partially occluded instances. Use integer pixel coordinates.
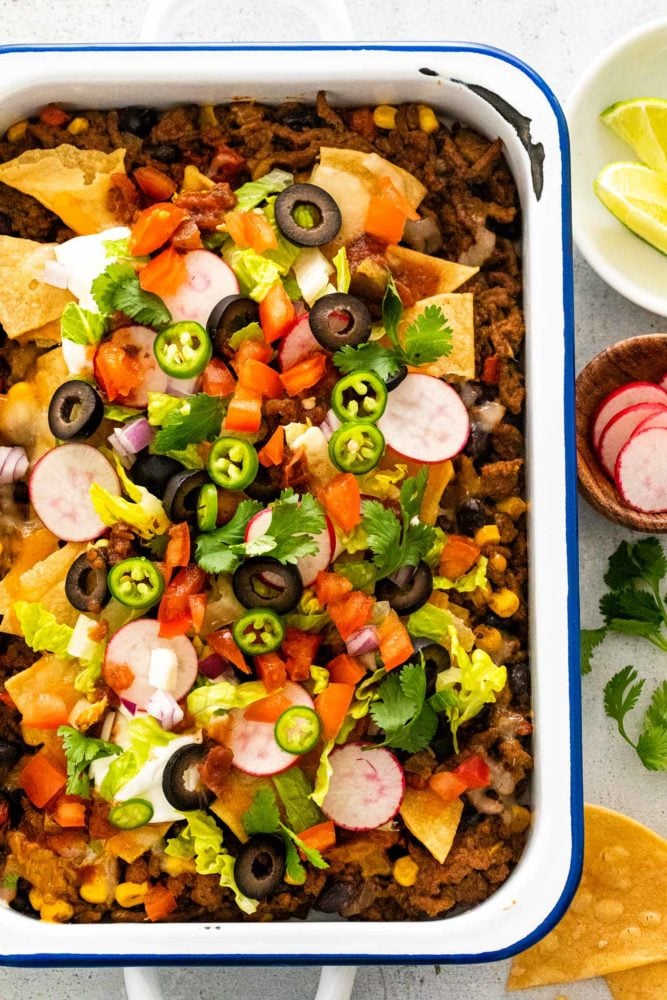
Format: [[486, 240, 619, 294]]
[[0, 0, 582, 992]]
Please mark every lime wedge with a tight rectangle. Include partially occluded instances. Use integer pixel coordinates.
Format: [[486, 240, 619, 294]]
[[601, 97, 667, 174], [594, 161, 667, 254]]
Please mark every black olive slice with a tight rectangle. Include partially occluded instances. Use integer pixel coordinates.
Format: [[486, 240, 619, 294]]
[[384, 364, 408, 392], [207, 295, 260, 357], [65, 551, 109, 613], [243, 464, 281, 502], [274, 183, 342, 247], [163, 470, 209, 522], [132, 452, 184, 499], [232, 557, 303, 614], [48, 380, 104, 441], [376, 561, 433, 615], [234, 834, 286, 900], [308, 293, 372, 352], [162, 744, 213, 812]]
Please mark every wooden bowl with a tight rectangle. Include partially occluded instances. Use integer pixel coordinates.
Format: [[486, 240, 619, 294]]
[[576, 334, 667, 532]]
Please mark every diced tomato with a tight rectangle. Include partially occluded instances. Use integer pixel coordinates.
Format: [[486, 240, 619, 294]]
[[364, 194, 407, 245], [52, 796, 87, 829], [326, 653, 365, 686], [254, 652, 287, 692], [259, 282, 295, 344], [280, 353, 328, 397], [134, 165, 177, 202], [377, 610, 413, 671], [129, 202, 188, 256], [165, 522, 191, 569], [233, 339, 273, 366], [209, 143, 247, 181], [428, 771, 468, 803], [238, 359, 284, 399], [453, 755, 490, 789], [188, 593, 208, 633], [481, 355, 500, 384], [144, 884, 177, 922], [225, 210, 278, 253], [22, 692, 69, 730], [39, 104, 70, 127], [281, 629, 322, 683], [377, 176, 420, 221], [314, 683, 355, 742], [94, 342, 143, 403], [158, 611, 192, 638], [202, 358, 236, 397], [223, 385, 263, 433], [158, 563, 207, 628], [314, 571, 353, 607], [439, 535, 480, 580], [258, 426, 285, 468], [318, 473, 361, 533], [328, 591, 374, 641], [244, 692, 292, 723], [208, 628, 251, 674], [139, 246, 188, 297], [155, 561, 174, 587], [171, 216, 203, 251], [171, 563, 207, 598], [298, 819, 336, 854], [19, 752, 66, 809]]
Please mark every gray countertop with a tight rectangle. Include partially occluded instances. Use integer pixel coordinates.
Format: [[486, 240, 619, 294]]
[[0, 1, 665, 997]]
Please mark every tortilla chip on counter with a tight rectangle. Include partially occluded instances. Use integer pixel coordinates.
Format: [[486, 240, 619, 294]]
[[606, 961, 667, 1000], [0, 144, 126, 235], [508, 805, 667, 990], [401, 293, 475, 380], [399, 787, 463, 864], [0, 236, 73, 339], [310, 147, 426, 245]]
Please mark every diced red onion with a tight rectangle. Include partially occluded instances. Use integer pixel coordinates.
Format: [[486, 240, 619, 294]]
[[115, 417, 155, 454], [387, 566, 414, 588], [471, 400, 506, 433], [165, 375, 201, 397], [146, 688, 184, 730], [108, 430, 134, 468], [120, 698, 137, 716], [346, 625, 380, 656], [0, 446, 29, 485], [319, 408, 342, 442], [40, 259, 71, 289], [198, 653, 228, 680], [459, 382, 481, 409]]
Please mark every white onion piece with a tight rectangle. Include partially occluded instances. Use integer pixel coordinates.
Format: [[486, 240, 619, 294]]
[[146, 688, 184, 730], [0, 446, 29, 484], [471, 400, 506, 433], [108, 430, 134, 469], [39, 259, 72, 289], [62, 339, 96, 378], [459, 382, 481, 409], [100, 711, 116, 742], [346, 626, 380, 656], [458, 227, 496, 267], [165, 374, 201, 397]]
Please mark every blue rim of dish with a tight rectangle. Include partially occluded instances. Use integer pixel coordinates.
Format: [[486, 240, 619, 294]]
[[0, 40, 582, 969]]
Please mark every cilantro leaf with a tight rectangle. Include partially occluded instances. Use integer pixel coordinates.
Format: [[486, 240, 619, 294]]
[[370, 660, 438, 753], [604, 665, 645, 728], [242, 787, 328, 883], [333, 342, 403, 381], [361, 500, 402, 578], [399, 467, 428, 522], [152, 394, 225, 452], [604, 538, 667, 593], [580, 626, 607, 675], [600, 589, 663, 626], [361, 470, 435, 580], [243, 787, 281, 836], [382, 272, 403, 344], [91, 260, 172, 329], [403, 305, 453, 366], [57, 725, 122, 798], [273, 768, 323, 833], [245, 490, 326, 565]]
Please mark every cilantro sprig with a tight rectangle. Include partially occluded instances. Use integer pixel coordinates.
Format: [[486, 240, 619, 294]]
[[195, 490, 326, 575], [604, 669, 667, 771], [92, 260, 172, 329], [242, 787, 328, 885], [370, 657, 438, 753], [361, 469, 436, 581], [152, 394, 226, 453], [57, 725, 122, 798], [333, 273, 453, 379]]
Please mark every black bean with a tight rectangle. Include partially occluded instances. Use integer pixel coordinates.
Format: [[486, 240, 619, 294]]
[[277, 105, 320, 131], [147, 143, 181, 164], [456, 497, 486, 536], [117, 107, 157, 138]]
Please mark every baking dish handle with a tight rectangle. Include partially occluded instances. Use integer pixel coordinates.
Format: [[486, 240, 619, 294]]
[[140, 0, 356, 42], [123, 964, 358, 1000]]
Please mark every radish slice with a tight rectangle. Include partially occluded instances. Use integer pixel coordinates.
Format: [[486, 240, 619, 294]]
[[228, 681, 313, 776], [378, 373, 469, 464], [635, 410, 667, 434], [104, 620, 198, 710], [106, 325, 169, 408], [615, 427, 667, 512], [245, 508, 334, 586], [322, 742, 405, 831], [597, 402, 667, 477], [159, 250, 239, 329], [660, 373, 667, 392], [591, 381, 667, 451], [29, 444, 120, 542], [278, 315, 320, 370]]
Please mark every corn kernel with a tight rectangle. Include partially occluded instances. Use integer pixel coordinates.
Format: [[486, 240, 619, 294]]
[[417, 105, 439, 134], [41, 900, 74, 923], [7, 120, 28, 143], [181, 164, 215, 193], [489, 553, 507, 573], [199, 104, 218, 129], [161, 855, 196, 877], [496, 496, 527, 520], [29, 888, 44, 911], [373, 105, 397, 130], [80, 869, 111, 905], [488, 588, 520, 618], [475, 626, 503, 655], [115, 881, 149, 908], [67, 116, 89, 136], [509, 804, 531, 834], [474, 524, 501, 547], [393, 855, 419, 887]]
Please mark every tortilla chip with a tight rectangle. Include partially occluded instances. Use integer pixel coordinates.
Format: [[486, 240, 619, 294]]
[[399, 787, 463, 864], [0, 346, 68, 462], [0, 541, 86, 633], [310, 147, 426, 246], [211, 770, 273, 843], [508, 805, 667, 990], [0, 144, 126, 235], [5, 654, 80, 745], [387, 246, 478, 296], [0, 236, 72, 339], [106, 823, 172, 864], [607, 962, 667, 1000], [400, 293, 475, 380]]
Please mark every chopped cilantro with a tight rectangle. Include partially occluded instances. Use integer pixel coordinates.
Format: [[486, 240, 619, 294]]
[[361, 470, 436, 580], [152, 394, 226, 453], [370, 659, 438, 753], [57, 725, 122, 798], [242, 787, 328, 885], [91, 260, 172, 329]]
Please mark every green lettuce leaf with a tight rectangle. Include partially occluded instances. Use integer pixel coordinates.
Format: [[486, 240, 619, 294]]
[[60, 301, 107, 345], [99, 716, 177, 800], [310, 738, 336, 807], [407, 602, 475, 652], [357, 463, 408, 502], [147, 392, 183, 427], [263, 198, 302, 275], [228, 321, 264, 351], [223, 246, 283, 302], [13, 602, 73, 657], [333, 246, 351, 293], [273, 768, 324, 833], [233, 169, 293, 212], [186, 680, 267, 726], [433, 556, 488, 594], [104, 404, 143, 423]]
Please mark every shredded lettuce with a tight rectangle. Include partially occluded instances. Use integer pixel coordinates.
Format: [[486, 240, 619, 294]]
[[263, 198, 301, 275], [223, 246, 283, 302], [100, 716, 177, 800], [424, 526, 447, 570], [228, 321, 264, 351], [273, 768, 324, 833], [334, 667, 386, 746], [162, 445, 205, 470], [74, 646, 105, 694], [285, 588, 330, 633], [187, 680, 267, 726], [104, 404, 143, 423], [60, 301, 107, 345], [310, 738, 336, 807], [147, 392, 183, 427], [309, 665, 329, 694], [13, 602, 73, 658], [90, 453, 170, 539], [407, 602, 475, 652], [233, 169, 293, 212], [357, 463, 408, 502], [333, 246, 351, 293], [434, 556, 489, 594], [337, 524, 368, 555], [431, 645, 507, 753], [165, 810, 258, 914]]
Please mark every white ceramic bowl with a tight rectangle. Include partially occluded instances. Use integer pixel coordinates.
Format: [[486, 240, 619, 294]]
[[567, 17, 667, 316]]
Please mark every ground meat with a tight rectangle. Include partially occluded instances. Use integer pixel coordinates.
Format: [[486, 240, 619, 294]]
[[479, 458, 523, 500], [7, 830, 79, 902], [497, 359, 525, 414], [491, 423, 523, 461], [173, 183, 236, 230], [198, 745, 233, 799], [105, 521, 138, 566]]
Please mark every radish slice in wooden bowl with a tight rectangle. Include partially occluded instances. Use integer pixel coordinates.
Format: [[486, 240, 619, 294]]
[[591, 380, 667, 451], [615, 426, 667, 513], [597, 401, 667, 477]]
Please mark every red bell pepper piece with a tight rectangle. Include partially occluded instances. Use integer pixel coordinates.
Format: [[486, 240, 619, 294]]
[[453, 755, 490, 789], [165, 522, 191, 569], [259, 282, 295, 344], [281, 628, 322, 682], [202, 358, 236, 397], [208, 628, 251, 674], [19, 752, 66, 809], [376, 610, 413, 671], [318, 473, 361, 533], [237, 358, 284, 399], [328, 591, 374, 641], [254, 652, 287, 691], [428, 771, 468, 802], [314, 683, 355, 741], [279, 353, 328, 397], [139, 246, 187, 297], [144, 884, 177, 922], [314, 571, 353, 606]]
